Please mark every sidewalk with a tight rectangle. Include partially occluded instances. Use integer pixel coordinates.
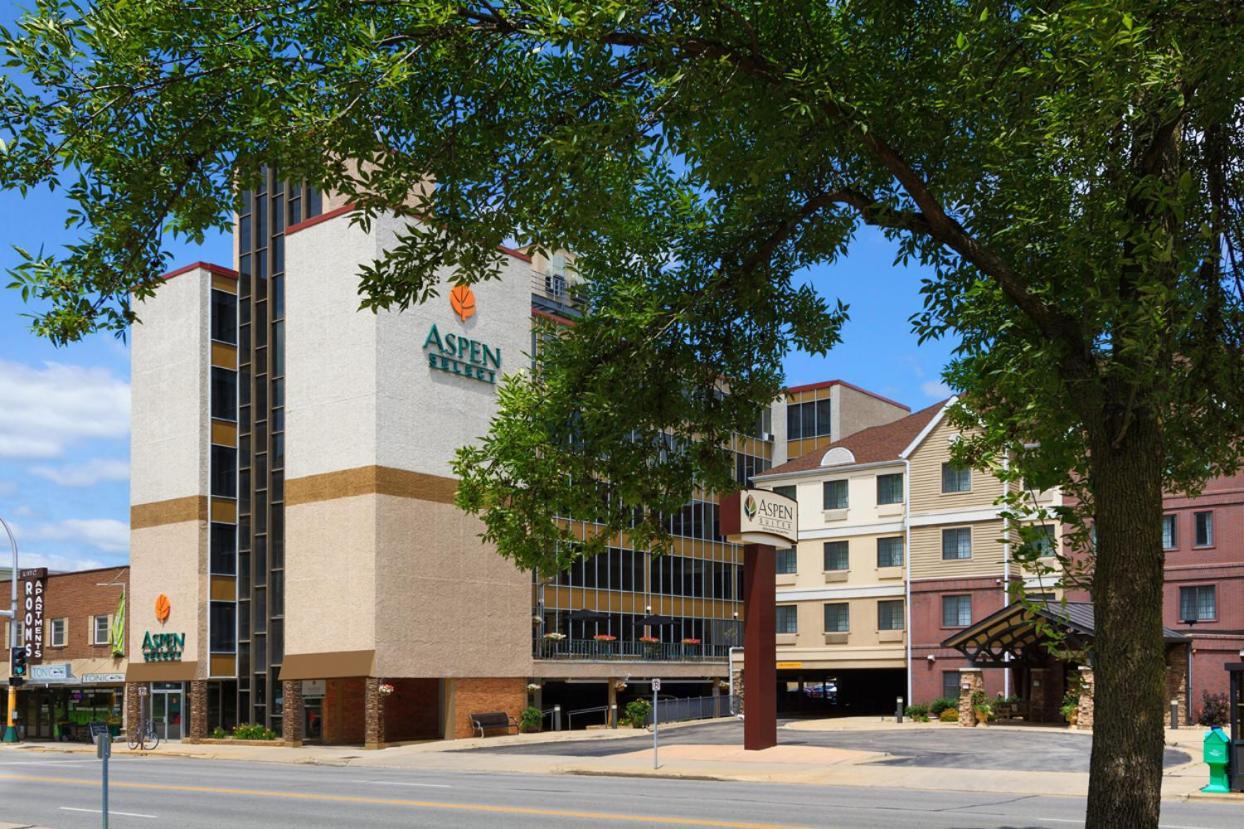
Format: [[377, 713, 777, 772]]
[[3, 717, 1238, 803]]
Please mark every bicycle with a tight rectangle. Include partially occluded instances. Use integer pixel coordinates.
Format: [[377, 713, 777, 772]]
[[127, 719, 160, 751]]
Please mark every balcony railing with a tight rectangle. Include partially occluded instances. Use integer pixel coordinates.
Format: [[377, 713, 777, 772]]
[[531, 271, 587, 314], [535, 637, 730, 662]]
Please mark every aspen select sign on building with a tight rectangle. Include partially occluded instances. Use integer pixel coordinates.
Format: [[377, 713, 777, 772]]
[[719, 489, 798, 546]]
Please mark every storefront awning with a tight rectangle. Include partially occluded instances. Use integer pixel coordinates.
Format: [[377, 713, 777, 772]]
[[125, 661, 199, 682], [278, 650, 375, 681], [941, 600, 1186, 667]]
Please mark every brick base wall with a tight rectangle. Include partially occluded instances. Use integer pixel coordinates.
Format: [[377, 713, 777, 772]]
[[383, 679, 440, 742], [188, 680, 207, 741], [450, 678, 526, 739], [324, 677, 365, 745], [282, 680, 304, 744]]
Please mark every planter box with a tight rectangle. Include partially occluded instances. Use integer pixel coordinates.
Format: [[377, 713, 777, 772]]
[[189, 738, 290, 747]]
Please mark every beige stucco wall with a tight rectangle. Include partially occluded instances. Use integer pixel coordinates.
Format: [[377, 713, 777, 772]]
[[832, 384, 908, 441], [129, 521, 208, 674], [774, 594, 906, 669]]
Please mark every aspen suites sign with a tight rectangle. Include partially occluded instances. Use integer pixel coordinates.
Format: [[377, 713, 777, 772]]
[[422, 285, 501, 384], [719, 489, 798, 547]]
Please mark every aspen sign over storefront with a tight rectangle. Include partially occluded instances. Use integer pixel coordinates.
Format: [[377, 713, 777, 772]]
[[422, 285, 501, 384], [719, 489, 798, 547]]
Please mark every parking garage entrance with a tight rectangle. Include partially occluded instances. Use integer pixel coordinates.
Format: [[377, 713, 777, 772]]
[[776, 667, 905, 717]]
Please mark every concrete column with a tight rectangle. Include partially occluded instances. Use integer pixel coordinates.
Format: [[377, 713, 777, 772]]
[[124, 682, 142, 743], [1164, 645, 1188, 726], [364, 677, 386, 749], [282, 680, 304, 745], [743, 543, 776, 750], [711, 681, 722, 717], [607, 678, 618, 727], [958, 668, 984, 726], [1076, 666, 1095, 730], [188, 679, 208, 742]]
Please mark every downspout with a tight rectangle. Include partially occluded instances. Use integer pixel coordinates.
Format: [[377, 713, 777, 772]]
[[904, 459, 912, 706], [1002, 454, 1010, 698]]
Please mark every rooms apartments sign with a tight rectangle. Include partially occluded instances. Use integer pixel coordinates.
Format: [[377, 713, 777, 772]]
[[422, 284, 502, 385]]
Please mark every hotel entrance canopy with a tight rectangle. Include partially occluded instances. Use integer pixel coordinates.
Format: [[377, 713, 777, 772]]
[[942, 600, 1187, 667]]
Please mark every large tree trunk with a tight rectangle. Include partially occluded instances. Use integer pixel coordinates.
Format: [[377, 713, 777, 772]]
[[1084, 412, 1167, 829]]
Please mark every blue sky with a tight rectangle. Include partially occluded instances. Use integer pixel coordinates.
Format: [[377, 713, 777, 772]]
[[0, 3, 954, 573]]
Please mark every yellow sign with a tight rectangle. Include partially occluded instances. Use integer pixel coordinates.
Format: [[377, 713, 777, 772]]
[[776, 661, 804, 670]]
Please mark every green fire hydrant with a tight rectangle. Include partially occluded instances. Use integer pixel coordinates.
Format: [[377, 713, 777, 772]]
[[1202, 726, 1231, 794]]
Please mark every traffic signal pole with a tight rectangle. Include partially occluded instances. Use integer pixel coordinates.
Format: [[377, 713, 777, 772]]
[[2, 517, 19, 743]]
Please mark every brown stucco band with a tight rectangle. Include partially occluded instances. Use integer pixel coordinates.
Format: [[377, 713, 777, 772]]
[[279, 650, 376, 680], [131, 496, 207, 529], [285, 466, 457, 506], [126, 661, 200, 681]]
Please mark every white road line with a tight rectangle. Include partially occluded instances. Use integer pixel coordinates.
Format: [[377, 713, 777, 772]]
[[1038, 820, 1081, 825], [352, 779, 452, 788], [60, 807, 158, 819]]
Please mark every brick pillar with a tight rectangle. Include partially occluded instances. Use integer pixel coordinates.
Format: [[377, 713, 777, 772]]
[[282, 680, 304, 745], [731, 665, 744, 714], [124, 682, 143, 743], [958, 667, 983, 726], [1076, 666, 1095, 730], [187, 680, 208, 742], [364, 677, 386, 749], [1164, 645, 1188, 727], [1029, 667, 1048, 723]]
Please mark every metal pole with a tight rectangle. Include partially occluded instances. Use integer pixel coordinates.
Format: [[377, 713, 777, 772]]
[[652, 683, 659, 769], [101, 737, 110, 829], [896, 697, 904, 724], [1170, 699, 1179, 730], [2, 517, 18, 744]]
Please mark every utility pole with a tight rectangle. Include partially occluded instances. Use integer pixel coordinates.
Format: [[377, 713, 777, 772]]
[[2, 517, 19, 743]]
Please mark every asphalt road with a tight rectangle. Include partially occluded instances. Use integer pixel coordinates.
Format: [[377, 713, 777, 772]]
[[460, 720, 1192, 772], [0, 752, 1237, 829]]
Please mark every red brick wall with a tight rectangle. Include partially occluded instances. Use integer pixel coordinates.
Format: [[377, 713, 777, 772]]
[[910, 576, 1010, 704], [1, 566, 129, 662], [324, 677, 366, 744], [383, 678, 440, 742], [451, 677, 526, 739]]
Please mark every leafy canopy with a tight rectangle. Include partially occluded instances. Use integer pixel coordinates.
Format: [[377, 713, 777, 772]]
[[2, 1, 1243, 575]]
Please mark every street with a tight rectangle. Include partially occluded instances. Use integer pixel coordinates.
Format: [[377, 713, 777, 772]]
[[0, 752, 1239, 829]]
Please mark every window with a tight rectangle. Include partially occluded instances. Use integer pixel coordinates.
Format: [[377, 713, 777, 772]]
[[942, 594, 972, 627], [877, 600, 904, 631], [50, 618, 67, 647], [211, 446, 237, 498], [210, 602, 237, 653], [823, 479, 848, 509], [92, 615, 110, 646], [1194, 511, 1214, 547], [773, 485, 796, 502], [1162, 515, 1177, 550], [877, 536, 904, 568], [876, 473, 904, 505], [211, 367, 237, 421], [942, 670, 961, 700], [941, 527, 972, 560], [210, 290, 237, 344], [941, 463, 972, 493], [776, 605, 798, 634], [786, 398, 832, 440], [1179, 585, 1216, 622], [211, 522, 237, 575], [775, 547, 797, 575], [823, 541, 849, 571], [1032, 525, 1057, 558], [823, 602, 849, 633]]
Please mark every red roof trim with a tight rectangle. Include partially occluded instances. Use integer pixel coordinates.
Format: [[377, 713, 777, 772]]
[[784, 378, 910, 411], [285, 203, 356, 236], [161, 261, 238, 281], [532, 307, 576, 327], [498, 244, 533, 263]]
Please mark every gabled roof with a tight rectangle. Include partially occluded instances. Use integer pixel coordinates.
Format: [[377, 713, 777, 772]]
[[758, 399, 949, 479]]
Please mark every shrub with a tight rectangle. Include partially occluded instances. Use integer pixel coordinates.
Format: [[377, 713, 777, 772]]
[[622, 699, 652, 728], [903, 704, 929, 722], [928, 697, 957, 716], [939, 707, 959, 722], [519, 706, 542, 733], [210, 726, 227, 739], [232, 723, 279, 740], [1198, 691, 1229, 727]]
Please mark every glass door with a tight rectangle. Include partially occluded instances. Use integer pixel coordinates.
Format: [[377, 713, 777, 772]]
[[150, 683, 184, 740]]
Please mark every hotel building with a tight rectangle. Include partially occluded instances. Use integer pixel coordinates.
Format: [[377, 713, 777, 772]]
[[124, 173, 909, 743]]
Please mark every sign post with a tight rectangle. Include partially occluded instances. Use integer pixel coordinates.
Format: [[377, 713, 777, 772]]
[[720, 488, 798, 751], [96, 729, 111, 828], [651, 678, 661, 769], [1, 518, 20, 743]]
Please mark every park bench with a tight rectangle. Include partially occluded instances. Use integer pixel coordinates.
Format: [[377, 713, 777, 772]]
[[469, 711, 518, 737]]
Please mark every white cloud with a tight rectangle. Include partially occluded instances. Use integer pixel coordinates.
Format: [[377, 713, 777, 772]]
[[15, 550, 113, 573], [30, 458, 129, 487], [921, 380, 952, 399], [0, 359, 129, 459], [26, 518, 129, 553]]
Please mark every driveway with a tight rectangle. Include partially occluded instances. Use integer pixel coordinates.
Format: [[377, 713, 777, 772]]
[[458, 719, 1192, 773]]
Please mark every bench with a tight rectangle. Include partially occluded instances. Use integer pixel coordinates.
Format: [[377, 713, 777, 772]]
[[469, 711, 518, 738]]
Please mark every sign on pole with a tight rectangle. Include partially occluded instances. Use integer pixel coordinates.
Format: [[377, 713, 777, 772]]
[[652, 678, 661, 769], [19, 568, 47, 664]]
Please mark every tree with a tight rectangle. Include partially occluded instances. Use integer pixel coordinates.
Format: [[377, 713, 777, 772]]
[[2, 3, 1242, 825]]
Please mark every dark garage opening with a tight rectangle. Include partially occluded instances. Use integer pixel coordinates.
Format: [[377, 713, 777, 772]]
[[777, 668, 906, 717]]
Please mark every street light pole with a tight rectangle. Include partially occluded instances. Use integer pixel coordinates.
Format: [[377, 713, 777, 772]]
[[1, 516, 19, 743]]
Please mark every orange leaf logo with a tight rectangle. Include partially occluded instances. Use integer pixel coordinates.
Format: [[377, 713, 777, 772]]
[[449, 284, 476, 322], [154, 594, 171, 624]]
